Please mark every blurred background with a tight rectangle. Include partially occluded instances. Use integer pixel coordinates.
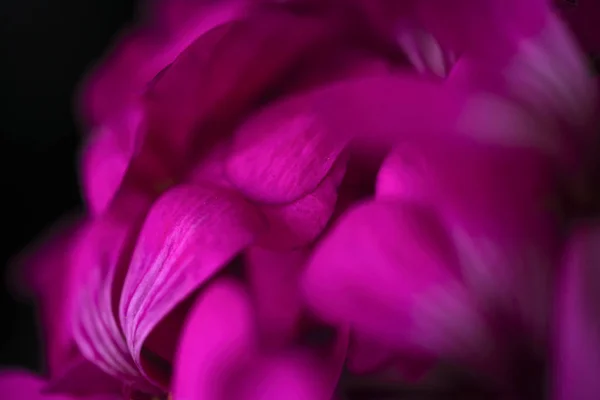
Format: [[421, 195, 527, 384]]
[[1, 0, 135, 371]]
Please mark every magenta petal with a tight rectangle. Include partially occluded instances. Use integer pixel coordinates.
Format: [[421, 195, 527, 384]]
[[226, 93, 348, 205], [146, 10, 330, 165], [302, 200, 490, 362], [71, 219, 149, 390], [554, 225, 600, 400], [82, 0, 252, 125], [0, 371, 121, 400], [81, 107, 143, 215], [13, 218, 83, 377], [257, 159, 344, 249], [172, 278, 348, 400], [244, 247, 307, 345], [171, 278, 256, 400], [119, 185, 265, 384], [233, 353, 339, 400], [44, 358, 122, 397], [378, 143, 561, 345]]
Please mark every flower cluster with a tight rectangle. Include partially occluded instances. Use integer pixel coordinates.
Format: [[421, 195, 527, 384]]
[[3, 1, 599, 399]]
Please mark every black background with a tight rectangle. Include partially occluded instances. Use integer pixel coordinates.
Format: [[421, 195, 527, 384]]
[[1, 0, 136, 371]]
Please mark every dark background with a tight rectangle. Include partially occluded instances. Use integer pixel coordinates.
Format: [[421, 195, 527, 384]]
[[1, 0, 136, 371]]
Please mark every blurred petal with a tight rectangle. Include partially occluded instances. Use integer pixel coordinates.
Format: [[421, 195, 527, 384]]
[[558, 0, 600, 55], [171, 279, 257, 400], [81, 0, 253, 125], [172, 278, 347, 400], [45, 358, 122, 397], [257, 158, 345, 249], [119, 185, 265, 385], [244, 247, 307, 345], [0, 371, 121, 400], [81, 107, 144, 215], [231, 352, 338, 400], [347, 333, 434, 382], [502, 12, 597, 131], [12, 218, 83, 377], [145, 9, 331, 165], [302, 200, 492, 367], [71, 218, 150, 390], [554, 224, 600, 400], [315, 73, 551, 153], [377, 143, 561, 346]]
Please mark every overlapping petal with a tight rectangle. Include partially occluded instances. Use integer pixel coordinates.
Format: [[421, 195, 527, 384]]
[[171, 278, 347, 400], [81, 107, 145, 215], [257, 158, 346, 249], [81, 0, 254, 125], [71, 218, 149, 390], [119, 185, 266, 385], [145, 8, 332, 162], [377, 142, 562, 346], [302, 200, 493, 370]]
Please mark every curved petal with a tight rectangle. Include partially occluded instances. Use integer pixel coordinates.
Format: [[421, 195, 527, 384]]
[[119, 185, 266, 386], [305, 73, 551, 154], [0, 371, 121, 400], [171, 278, 257, 400], [501, 12, 597, 132], [11, 217, 83, 377], [257, 158, 345, 249], [71, 219, 151, 391], [302, 200, 493, 369], [377, 142, 562, 347], [145, 9, 331, 165], [81, 107, 144, 215], [553, 224, 600, 400], [230, 351, 342, 400], [44, 358, 122, 397], [81, 0, 253, 125], [172, 278, 347, 400], [226, 72, 484, 204]]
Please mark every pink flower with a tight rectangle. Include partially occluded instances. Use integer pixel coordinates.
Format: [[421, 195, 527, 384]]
[[8, 0, 599, 399]]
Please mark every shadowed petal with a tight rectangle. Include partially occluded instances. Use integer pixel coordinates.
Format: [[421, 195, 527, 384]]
[[257, 158, 345, 249], [81, 0, 253, 125], [554, 224, 600, 400], [376, 142, 562, 347], [44, 358, 122, 397], [172, 278, 348, 400], [145, 9, 331, 165], [0, 371, 121, 400], [81, 107, 144, 215], [302, 200, 493, 369], [12, 218, 83, 377], [244, 247, 308, 346], [119, 185, 266, 386]]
